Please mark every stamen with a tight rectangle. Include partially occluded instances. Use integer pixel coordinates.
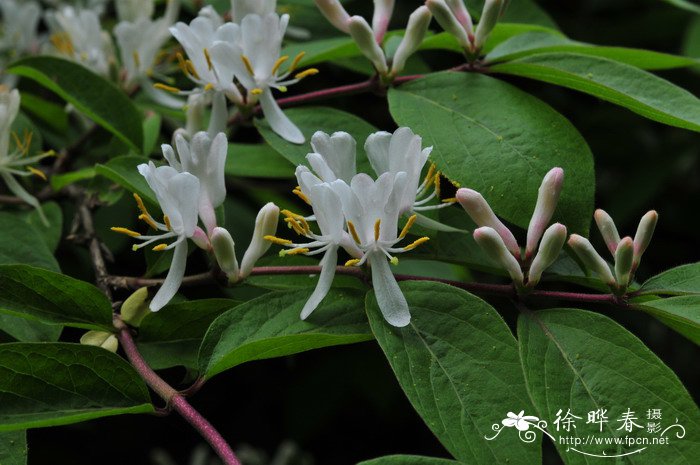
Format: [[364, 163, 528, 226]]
[[403, 237, 430, 251], [186, 60, 200, 79], [374, 219, 381, 242], [133, 51, 141, 68], [264, 235, 292, 245], [241, 55, 255, 76], [281, 210, 310, 232], [133, 193, 149, 216], [154, 83, 181, 93], [277, 86, 288, 92], [27, 166, 47, 181], [50, 32, 74, 55], [203, 48, 213, 70], [204, 83, 214, 91], [152, 244, 168, 251], [390, 257, 399, 265], [111, 227, 141, 238], [423, 164, 436, 187], [294, 68, 319, 80], [139, 214, 159, 230], [163, 215, 172, 231], [441, 197, 457, 203], [434, 173, 442, 197], [251, 88, 263, 95], [11, 132, 24, 154], [284, 217, 306, 235], [271, 55, 289, 75], [347, 221, 362, 244], [289, 52, 306, 72], [345, 258, 361, 267], [280, 247, 309, 256], [176, 52, 189, 76], [292, 187, 311, 205], [23, 131, 33, 154], [399, 214, 417, 239]]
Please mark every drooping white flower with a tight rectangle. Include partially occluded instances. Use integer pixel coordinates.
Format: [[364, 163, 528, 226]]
[[0, 0, 41, 56], [161, 131, 228, 235]]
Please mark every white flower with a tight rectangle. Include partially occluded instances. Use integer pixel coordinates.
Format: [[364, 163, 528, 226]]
[[502, 411, 539, 432], [112, 162, 202, 311], [161, 131, 228, 235], [239, 202, 280, 279], [230, 0, 276, 22], [0, 89, 53, 224], [305, 131, 356, 183], [115, 0, 154, 22], [0, 0, 41, 55]]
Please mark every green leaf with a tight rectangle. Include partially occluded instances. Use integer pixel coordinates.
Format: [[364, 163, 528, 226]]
[[662, 0, 700, 14], [0, 265, 113, 331], [0, 343, 153, 431], [635, 296, 700, 344], [24, 201, 63, 252], [388, 72, 594, 233], [518, 308, 700, 464], [95, 155, 155, 206], [9, 56, 143, 151], [142, 111, 162, 155], [640, 262, 700, 295], [19, 92, 68, 133], [420, 24, 562, 55], [138, 299, 239, 370], [0, 431, 27, 465], [486, 32, 698, 70], [684, 16, 700, 60], [199, 288, 372, 379], [491, 53, 700, 132], [0, 313, 61, 343], [0, 212, 59, 272], [282, 36, 359, 68], [367, 281, 539, 465], [50, 167, 96, 191], [357, 456, 462, 465], [256, 106, 379, 175], [226, 143, 295, 178]]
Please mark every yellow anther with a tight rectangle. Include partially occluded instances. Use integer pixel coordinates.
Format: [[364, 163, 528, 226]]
[[284, 217, 306, 235], [290, 51, 306, 72], [294, 68, 319, 80], [111, 227, 141, 238], [374, 219, 381, 242], [281, 210, 309, 232], [50, 32, 74, 55], [271, 55, 289, 75], [186, 60, 200, 79], [154, 83, 181, 93], [241, 55, 255, 75], [399, 214, 417, 239], [133, 193, 150, 217], [23, 131, 33, 154], [40, 149, 57, 158], [434, 172, 442, 197], [163, 215, 172, 231], [292, 188, 311, 205], [441, 197, 457, 203], [152, 243, 168, 252], [280, 247, 309, 256], [204, 83, 214, 91], [345, 258, 361, 267], [264, 235, 293, 245], [203, 48, 213, 70], [11, 132, 25, 154], [139, 214, 159, 230], [176, 52, 188, 75], [404, 237, 430, 251], [132, 51, 141, 68], [423, 163, 436, 186], [390, 256, 399, 265], [347, 221, 361, 244], [251, 88, 263, 95], [27, 166, 47, 181], [277, 86, 288, 93]]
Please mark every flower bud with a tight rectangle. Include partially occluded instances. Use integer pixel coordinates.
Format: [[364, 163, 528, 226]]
[[372, 0, 396, 43], [425, 0, 471, 49], [315, 0, 351, 33], [474, 0, 503, 50], [445, 0, 473, 36], [240, 202, 280, 279], [348, 16, 389, 74], [185, 93, 206, 137], [525, 167, 564, 260], [568, 234, 616, 287], [120, 287, 150, 327], [210, 227, 240, 283], [391, 6, 431, 75], [456, 188, 520, 258], [614, 236, 634, 289], [594, 209, 620, 256], [116, 0, 154, 22], [633, 210, 658, 269], [473, 227, 524, 287], [80, 331, 119, 353], [527, 223, 567, 287]]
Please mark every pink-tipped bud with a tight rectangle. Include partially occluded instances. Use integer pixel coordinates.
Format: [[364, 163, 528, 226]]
[[372, 0, 396, 43], [425, 0, 471, 49], [594, 209, 621, 256], [314, 0, 352, 33], [391, 6, 432, 75], [348, 15, 389, 74], [474, 227, 524, 286], [614, 236, 634, 289], [527, 223, 567, 287], [456, 188, 520, 258], [474, 0, 503, 50], [445, 0, 473, 36], [633, 210, 658, 269], [525, 167, 564, 260], [80, 331, 119, 353], [240, 202, 280, 279], [211, 227, 240, 283], [568, 234, 616, 287], [191, 226, 211, 250]]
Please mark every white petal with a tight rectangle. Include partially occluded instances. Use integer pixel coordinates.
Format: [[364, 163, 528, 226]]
[[207, 91, 228, 137], [370, 253, 410, 327], [300, 247, 338, 320], [150, 240, 188, 311], [306, 152, 338, 183], [364, 130, 392, 176], [310, 131, 356, 182], [259, 90, 304, 144]]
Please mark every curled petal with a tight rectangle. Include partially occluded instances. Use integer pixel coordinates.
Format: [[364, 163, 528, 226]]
[[371, 253, 411, 327], [300, 247, 338, 319], [259, 90, 305, 144], [150, 240, 188, 311]]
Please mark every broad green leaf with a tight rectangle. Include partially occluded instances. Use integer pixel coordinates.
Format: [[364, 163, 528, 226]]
[[0, 343, 153, 431], [95, 155, 156, 206], [0, 313, 61, 343], [420, 24, 562, 55], [9, 56, 143, 151], [24, 201, 63, 252], [367, 281, 539, 465], [684, 17, 700, 60], [357, 456, 462, 465], [497, 0, 558, 28], [0, 212, 59, 272], [142, 111, 162, 155], [226, 143, 295, 178], [0, 431, 26, 465], [256, 106, 378, 175], [199, 288, 372, 379], [138, 299, 239, 370], [662, 0, 700, 14], [635, 296, 700, 345], [388, 72, 594, 233], [282, 36, 359, 68], [50, 167, 96, 191], [19, 92, 68, 133], [491, 53, 700, 132], [519, 308, 700, 464], [486, 32, 698, 70], [640, 262, 700, 295], [0, 265, 113, 331]]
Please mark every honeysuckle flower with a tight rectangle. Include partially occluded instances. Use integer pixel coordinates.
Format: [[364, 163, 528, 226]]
[[239, 202, 280, 279], [305, 131, 357, 183], [230, 0, 276, 22], [210, 226, 240, 280], [426, 0, 506, 54], [0, 88, 53, 224], [116, 0, 154, 22], [161, 131, 228, 235], [111, 162, 203, 311], [0, 0, 41, 56], [502, 411, 539, 432]]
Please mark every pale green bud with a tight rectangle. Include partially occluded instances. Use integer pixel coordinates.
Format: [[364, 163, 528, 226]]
[[594, 209, 621, 256], [456, 188, 520, 258], [211, 227, 240, 283], [348, 15, 389, 74], [425, 0, 471, 49], [391, 6, 432, 75], [614, 236, 634, 289], [80, 331, 119, 353], [474, 227, 524, 287], [120, 287, 150, 327], [527, 223, 567, 287], [315, 0, 351, 33], [568, 234, 616, 287], [474, 0, 503, 50], [526, 167, 564, 260], [445, 0, 473, 36], [633, 210, 658, 269], [240, 202, 280, 279]]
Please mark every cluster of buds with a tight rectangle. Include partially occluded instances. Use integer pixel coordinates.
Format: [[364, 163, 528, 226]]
[[314, 0, 432, 80], [426, 0, 508, 56], [569, 209, 657, 295], [457, 167, 566, 290]]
